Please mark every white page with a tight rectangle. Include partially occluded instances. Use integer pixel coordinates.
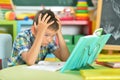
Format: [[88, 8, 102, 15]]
[[26, 61, 65, 72]]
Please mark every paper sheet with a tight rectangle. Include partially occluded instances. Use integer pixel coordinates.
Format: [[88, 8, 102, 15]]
[[26, 61, 65, 72]]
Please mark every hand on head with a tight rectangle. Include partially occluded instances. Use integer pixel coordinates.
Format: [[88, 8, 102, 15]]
[[34, 13, 54, 33], [33, 9, 60, 37], [55, 16, 62, 33]]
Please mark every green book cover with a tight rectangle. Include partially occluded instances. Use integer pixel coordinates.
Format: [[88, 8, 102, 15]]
[[60, 28, 111, 72]]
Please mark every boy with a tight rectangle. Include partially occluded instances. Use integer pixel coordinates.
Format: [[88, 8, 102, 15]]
[[11, 9, 70, 66]]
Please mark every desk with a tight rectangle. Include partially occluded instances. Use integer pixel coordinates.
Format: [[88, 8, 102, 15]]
[[0, 65, 83, 80]]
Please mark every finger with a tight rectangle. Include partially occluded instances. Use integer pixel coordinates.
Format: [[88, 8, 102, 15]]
[[38, 14, 42, 23], [48, 21, 54, 26], [34, 22, 37, 32], [45, 15, 51, 23], [55, 15, 60, 21], [34, 22, 37, 28], [42, 13, 48, 22], [57, 21, 61, 26]]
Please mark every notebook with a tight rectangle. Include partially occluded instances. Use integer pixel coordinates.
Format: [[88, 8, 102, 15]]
[[60, 28, 111, 72]]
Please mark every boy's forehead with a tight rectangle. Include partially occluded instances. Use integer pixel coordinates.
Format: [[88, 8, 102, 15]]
[[45, 29, 57, 34]]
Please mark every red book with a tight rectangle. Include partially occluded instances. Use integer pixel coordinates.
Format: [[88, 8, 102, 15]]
[[0, 4, 12, 9]]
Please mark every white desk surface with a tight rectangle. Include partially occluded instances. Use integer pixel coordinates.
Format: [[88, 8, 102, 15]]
[[0, 65, 83, 80]]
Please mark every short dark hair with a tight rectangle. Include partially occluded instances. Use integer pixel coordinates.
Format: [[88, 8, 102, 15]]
[[33, 9, 59, 31]]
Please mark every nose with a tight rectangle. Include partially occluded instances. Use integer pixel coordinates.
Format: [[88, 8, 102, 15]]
[[47, 37, 53, 43]]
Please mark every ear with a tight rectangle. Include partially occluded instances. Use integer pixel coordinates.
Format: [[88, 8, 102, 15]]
[[34, 22, 37, 29], [31, 26, 36, 35]]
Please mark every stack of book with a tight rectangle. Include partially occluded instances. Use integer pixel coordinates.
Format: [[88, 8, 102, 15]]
[[96, 54, 120, 68], [0, 0, 14, 10], [0, 0, 14, 20]]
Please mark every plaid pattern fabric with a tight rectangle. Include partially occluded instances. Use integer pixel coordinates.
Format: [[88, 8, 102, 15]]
[[9, 29, 58, 66]]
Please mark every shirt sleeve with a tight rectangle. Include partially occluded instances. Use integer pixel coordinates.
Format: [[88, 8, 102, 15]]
[[11, 33, 31, 65]]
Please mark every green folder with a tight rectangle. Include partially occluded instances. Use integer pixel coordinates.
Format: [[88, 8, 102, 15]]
[[60, 28, 111, 72]]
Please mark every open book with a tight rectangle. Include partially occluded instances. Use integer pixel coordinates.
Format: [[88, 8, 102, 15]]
[[60, 28, 111, 72], [27, 28, 111, 72], [27, 61, 65, 72]]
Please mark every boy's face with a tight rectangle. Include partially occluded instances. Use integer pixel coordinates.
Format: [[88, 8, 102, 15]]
[[41, 28, 57, 46]]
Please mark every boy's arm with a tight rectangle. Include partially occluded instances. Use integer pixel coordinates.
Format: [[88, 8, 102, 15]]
[[53, 18, 70, 61], [54, 31, 70, 61]]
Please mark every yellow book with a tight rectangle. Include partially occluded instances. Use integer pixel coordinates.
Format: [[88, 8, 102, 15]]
[[97, 54, 120, 62], [96, 58, 120, 62], [98, 54, 120, 58], [0, 0, 14, 10], [0, 0, 11, 4], [80, 69, 120, 80]]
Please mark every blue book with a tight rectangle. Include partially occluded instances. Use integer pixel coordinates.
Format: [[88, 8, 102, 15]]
[[60, 28, 111, 72]]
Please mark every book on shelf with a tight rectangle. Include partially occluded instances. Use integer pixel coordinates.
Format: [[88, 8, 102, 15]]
[[80, 69, 120, 80], [0, 0, 14, 10]]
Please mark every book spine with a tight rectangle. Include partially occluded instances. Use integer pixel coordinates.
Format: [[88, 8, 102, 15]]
[[96, 62, 120, 68], [0, 4, 12, 9]]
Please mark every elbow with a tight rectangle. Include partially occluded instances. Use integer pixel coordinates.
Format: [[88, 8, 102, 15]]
[[60, 57, 68, 62], [26, 62, 34, 66], [61, 55, 70, 61], [61, 54, 70, 61], [26, 60, 35, 66], [61, 59, 66, 62]]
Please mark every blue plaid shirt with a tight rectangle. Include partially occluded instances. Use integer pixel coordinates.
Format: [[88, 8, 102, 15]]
[[10, 29, 58, 65]]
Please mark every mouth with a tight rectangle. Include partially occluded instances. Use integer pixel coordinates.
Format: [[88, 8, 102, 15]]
[[42, 43, 48, 46]]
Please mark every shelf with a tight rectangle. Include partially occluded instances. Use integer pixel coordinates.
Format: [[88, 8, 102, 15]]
[[0, 20, 17, 41], [61, 20, 92, 35], [61, 20, 89, 25]]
